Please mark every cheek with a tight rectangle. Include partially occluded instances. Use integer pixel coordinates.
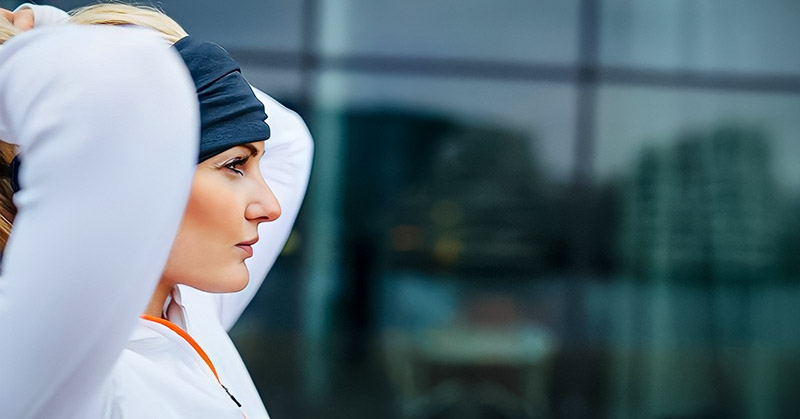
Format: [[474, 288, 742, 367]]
[[183, 182, 240, 236], [162, 173, 249, 290], [184, 170, 248, 235]]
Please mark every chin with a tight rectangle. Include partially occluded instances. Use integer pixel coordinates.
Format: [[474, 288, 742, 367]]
[[191, 265, 250, 293], [219, 265, 250, 293], [228, 276, 250, 293], [201, 277, 248, 294], [210, 274, 248, 293]]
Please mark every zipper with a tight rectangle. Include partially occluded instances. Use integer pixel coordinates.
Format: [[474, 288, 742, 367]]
[[140, 315, 243, 409]]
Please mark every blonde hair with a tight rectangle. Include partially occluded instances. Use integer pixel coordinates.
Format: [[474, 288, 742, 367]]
[[0, 3, 190, 248], [0, 3, 187, 45], [0, 17, 20, 43], [0, 20, 20, 245], [69, 3, 188, 44], [0, 141, 16, 247]]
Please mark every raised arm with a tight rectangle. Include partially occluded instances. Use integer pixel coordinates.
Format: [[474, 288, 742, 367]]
[[213, 89, 314, 331], [0, 26, 198, 418]]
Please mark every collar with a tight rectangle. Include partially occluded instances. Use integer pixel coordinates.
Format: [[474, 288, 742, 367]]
[[162, 286, 188, 330]]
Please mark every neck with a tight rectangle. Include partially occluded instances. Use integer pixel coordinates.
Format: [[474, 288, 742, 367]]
[[144, 281, 175, 318]]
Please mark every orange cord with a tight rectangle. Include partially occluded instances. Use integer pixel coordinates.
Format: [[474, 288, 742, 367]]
[[140, 314, 221, 383]]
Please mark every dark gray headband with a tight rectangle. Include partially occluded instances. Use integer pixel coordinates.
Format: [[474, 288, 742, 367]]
[[173, 36, 270, 162]]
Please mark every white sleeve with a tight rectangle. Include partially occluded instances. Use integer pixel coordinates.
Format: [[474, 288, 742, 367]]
[[14, 3, 69, 26], [0, 26, 199, 418], [213, 88, 314, 331]]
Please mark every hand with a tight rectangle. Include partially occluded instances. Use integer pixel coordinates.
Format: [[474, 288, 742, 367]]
[[0, 8, 34, 31]]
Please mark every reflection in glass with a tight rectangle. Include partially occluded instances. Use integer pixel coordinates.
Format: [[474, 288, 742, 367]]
[[238, 65, 304, 107], [600, 0, 800, 75], [317, 0, 580, 64], [162, 0, 304, 51], [595, 88, 800, 419], [296, 73, 578, 417], [315, 72, 577, 179]]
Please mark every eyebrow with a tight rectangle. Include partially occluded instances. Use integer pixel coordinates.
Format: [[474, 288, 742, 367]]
[[238, 143, 264, 158]]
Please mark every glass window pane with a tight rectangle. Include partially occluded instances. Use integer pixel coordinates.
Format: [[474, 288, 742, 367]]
[[239, 65, 304, 106], [310, 72, 576, 282], [317, 0, 580, 64], [595, 87, 800, 189], [164, 0, 304, 51], [315, 71, 576, 179], [601, 0, 800, 75], [592, 86, 800, 418]]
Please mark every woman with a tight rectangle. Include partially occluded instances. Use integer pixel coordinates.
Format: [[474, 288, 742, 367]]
[[0, 4, 313, 418]]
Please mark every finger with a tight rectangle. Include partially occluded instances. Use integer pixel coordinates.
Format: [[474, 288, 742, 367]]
[[0, 9, 14, 23], [13, 9, 34, 30]]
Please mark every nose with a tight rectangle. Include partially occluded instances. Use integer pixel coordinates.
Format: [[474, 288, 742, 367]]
[[245, 180, 281, 223]]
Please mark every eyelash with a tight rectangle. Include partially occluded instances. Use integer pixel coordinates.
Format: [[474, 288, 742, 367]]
[[223, 157, 249, 176]]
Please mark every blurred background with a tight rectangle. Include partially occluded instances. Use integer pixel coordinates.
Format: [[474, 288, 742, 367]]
[[5, 0, 800, 418]]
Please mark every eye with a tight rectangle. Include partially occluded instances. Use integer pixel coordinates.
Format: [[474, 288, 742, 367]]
[[224, 157, 248, 176]]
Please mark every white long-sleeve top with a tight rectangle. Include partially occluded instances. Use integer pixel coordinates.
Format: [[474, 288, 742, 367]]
[[0, 14, 314, 419]]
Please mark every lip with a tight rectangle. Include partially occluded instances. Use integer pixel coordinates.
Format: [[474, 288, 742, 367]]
[[235, 237, 258, 259], [238, 237, 259, 246], [236, 244, 254, 258]]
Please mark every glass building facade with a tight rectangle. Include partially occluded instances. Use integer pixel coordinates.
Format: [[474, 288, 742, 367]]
[[6, 0, 800, 418]]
